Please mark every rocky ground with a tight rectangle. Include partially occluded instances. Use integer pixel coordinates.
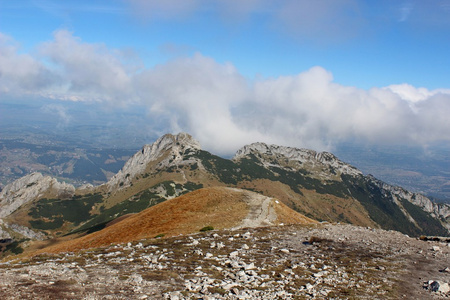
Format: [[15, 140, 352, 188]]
[[0, 223, 449, 299]]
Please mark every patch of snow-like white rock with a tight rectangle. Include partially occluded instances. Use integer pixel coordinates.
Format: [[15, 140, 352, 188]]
[[0, 172, 75, 219], [107, 133, 201, 191], [4, 223, 46, 240]]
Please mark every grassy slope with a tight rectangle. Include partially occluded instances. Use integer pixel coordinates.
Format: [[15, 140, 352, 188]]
[[33, 187, 315, 254]]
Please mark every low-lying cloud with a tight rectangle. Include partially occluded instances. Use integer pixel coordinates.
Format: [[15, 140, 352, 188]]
[[2, 30, 450, 155]]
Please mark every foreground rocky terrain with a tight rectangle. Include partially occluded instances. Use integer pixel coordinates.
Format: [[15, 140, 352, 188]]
[[1, 223, 449, 299]]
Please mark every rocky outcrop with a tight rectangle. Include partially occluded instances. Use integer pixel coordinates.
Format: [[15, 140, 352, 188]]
[[4, 223, 46, 240], [0, 219, 11, 239], [368, 175, 450, 221], [106, 133, 201, 191], [234, 142, 450, 234], [0, 172, 75, 219], [234, 142, 362, 179]]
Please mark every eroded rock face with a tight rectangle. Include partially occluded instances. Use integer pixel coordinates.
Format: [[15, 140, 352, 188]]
[[368, 175, 450, 221], [233, 142, 363, 179], [3, 223, 46, 240], [0, 172, 75, 219], [106, 133, 201, 191]]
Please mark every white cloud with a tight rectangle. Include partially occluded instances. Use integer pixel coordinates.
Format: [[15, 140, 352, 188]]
[[39, 30, 139, 104], [385, 83, 450, 103], [0, 33, 55, 94], [2, 30, 450, 155]]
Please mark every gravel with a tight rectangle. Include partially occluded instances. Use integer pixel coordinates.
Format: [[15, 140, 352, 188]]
[[0, 223, 449, 299]]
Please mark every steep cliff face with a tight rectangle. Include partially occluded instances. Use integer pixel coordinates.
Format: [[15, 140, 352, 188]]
[[106, 133, 202, 191], [0, 172, 75, 219]]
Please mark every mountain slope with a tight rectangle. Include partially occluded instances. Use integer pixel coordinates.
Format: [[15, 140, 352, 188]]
[[35, 187, 315, 253], [232, 142, 450, 236], [1, 132, 449, 257]]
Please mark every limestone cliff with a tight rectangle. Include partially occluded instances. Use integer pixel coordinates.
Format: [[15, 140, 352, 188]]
[[0, 172, 75, 219], [233, 142, 363, 180], [106, 133, 202, 191]]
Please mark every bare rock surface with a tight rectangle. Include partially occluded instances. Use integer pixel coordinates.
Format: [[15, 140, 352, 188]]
[[106, 133, 201, 191], [0, 172, 75, 219], [233, 142, 363, 179], [1, 223, 449, 299]]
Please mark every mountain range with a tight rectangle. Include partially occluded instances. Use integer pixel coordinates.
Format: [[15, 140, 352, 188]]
[[0, 133, 449, 256]]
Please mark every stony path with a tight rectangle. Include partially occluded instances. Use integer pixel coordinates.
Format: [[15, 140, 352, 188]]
[[0, 223, 449, 299], [235, 192, 276, 229]]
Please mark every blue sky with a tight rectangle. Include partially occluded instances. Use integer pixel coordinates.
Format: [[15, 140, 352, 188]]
[[1, 0, 450, 154]]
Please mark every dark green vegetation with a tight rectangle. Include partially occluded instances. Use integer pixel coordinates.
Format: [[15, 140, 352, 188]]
[[28, 194, 104, 231], [339, 175, 448, 236], [70, 181, 203, 235], [2, 239, 27, 256], [192, 149, 449, 237], [200, 226, 214, 232]]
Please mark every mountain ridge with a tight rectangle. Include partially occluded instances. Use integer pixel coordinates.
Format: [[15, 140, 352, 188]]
[[1, 132, 449, 256]]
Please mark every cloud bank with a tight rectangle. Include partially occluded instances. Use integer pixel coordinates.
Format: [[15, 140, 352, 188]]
[[1, 30, 450, 155]]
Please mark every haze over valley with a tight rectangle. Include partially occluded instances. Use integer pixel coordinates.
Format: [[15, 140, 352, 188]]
[[1, 1, 450, 298]]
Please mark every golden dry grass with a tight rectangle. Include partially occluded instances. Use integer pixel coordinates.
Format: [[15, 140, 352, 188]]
[[32, 187, 315, 254]]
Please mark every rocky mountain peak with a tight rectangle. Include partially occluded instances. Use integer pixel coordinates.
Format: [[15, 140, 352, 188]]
[[233, 142, 362, 178], [0, 172, 75, 219], [107, 133, 201, 190]]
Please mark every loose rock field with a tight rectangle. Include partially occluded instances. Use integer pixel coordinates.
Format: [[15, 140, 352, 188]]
[[1, 223, 449, 299]]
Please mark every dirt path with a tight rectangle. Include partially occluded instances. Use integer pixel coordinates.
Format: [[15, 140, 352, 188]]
[[234, 192, 276, 229]]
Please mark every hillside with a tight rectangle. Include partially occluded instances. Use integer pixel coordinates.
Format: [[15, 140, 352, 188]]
[[1, 132, 449, 256], [33, 187, 315, 254]]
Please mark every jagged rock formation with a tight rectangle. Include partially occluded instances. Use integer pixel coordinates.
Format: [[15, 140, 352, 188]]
[[234, 142, 362, 179], [106, 133, 201, 191], [368, 175, 450, 222], [0, 172, 75, 219]]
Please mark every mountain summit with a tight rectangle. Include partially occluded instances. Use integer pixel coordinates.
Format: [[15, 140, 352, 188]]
[[233, 142, 363, 179], [1, 132, 449, 257], [107, 133, 201, 191]]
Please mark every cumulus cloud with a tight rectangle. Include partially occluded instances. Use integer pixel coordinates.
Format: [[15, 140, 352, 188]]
[[386, 84, 450, 103], [39, 30, 139, 104], [133, 55, 450, 154], [2, 30, 450, 155], [0, 33, 55, 95]]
